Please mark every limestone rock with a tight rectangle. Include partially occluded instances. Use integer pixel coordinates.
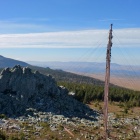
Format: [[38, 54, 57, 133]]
[[0, 65, 98, 119]]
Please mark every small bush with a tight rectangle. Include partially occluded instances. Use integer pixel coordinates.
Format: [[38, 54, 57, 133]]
[[0, 130, 6, 140], [0, 114, 7, 119]]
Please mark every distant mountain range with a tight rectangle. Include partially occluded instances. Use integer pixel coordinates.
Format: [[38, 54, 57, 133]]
[[0, 55, 29, 68], [28, 61, 140, 78], [1, 55, 139, 78]]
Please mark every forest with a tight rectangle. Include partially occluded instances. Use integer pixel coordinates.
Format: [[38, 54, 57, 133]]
[[58, 81, 140, 108]]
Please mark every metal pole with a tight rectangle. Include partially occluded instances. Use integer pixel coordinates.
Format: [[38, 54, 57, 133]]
[[104, 24, 113, 140]]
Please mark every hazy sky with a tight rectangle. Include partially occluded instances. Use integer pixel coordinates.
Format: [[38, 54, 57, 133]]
[[0, 0, 140, 65]]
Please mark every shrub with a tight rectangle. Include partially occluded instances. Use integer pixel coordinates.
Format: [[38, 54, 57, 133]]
[[0, 131, 6, 140]]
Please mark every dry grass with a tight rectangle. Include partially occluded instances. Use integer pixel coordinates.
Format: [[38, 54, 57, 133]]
[[88, 101, 140, 117]]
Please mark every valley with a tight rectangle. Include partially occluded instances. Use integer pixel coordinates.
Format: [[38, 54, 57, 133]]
[[78, 73, 140, 91]]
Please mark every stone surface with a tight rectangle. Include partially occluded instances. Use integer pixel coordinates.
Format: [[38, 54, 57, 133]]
[[0, 65, 99, 119]]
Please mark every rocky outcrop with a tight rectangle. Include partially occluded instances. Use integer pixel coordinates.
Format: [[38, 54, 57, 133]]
[[0, 65, 98, 119]]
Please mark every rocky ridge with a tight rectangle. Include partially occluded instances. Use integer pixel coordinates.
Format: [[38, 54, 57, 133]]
[[0, 65, 98, 119]]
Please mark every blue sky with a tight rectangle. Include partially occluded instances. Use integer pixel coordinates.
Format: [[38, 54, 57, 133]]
[[0, 0, 140, 65]]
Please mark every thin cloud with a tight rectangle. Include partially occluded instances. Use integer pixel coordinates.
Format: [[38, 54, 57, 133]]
[[0, 28, 140, 48]]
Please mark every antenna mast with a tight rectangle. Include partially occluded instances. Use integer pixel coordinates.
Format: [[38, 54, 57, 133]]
[[104, 24, 113, 139]]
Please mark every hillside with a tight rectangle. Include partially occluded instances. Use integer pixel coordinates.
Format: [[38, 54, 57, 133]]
[[0, 55, 139, 90], [0, 60, 140, 140], [0, 55, 29, 68], [29, 65, 106, 86], [0, 65, 140, 140], [0, 55, 106, 86], [0, 55, 130, 89]]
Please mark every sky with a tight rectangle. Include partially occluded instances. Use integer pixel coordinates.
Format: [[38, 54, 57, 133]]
[[0, 0, 140, 65]]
